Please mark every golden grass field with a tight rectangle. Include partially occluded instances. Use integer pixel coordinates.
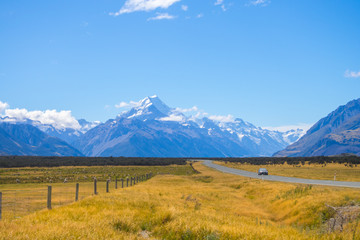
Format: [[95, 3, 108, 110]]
[[0, 164, 193, 221], [215, 161, 360, 182], [0, 162, 359, 239]]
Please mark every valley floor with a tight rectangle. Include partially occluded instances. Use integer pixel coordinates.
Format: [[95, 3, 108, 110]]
[[0, 162, 359, 239]]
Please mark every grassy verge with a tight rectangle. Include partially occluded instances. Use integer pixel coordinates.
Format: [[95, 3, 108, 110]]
[[0, 162, 359, 239], [215, 161, 360, 182]]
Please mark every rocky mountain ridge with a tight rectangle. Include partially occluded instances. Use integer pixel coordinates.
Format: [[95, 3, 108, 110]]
[[275, 98, 360, 157]]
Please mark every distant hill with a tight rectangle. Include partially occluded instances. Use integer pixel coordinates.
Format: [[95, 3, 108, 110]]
[[0, 122, 83, 156], [274, 98, 360, 157]]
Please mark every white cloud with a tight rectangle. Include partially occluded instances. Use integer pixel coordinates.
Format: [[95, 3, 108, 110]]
[[208, 114, 235, 123], [173, 106, 209, 122], [115, 101, 141, 108], [263, 123, 313, 132], [147, 12, 176, 21], [115, 102, 130, 108], [196, 13, 204, 18], [344, 69, 360, 78], [4, 108, 81, 130], [194, 111, 208, 118], [181, 5, 188, 11], [80, 21, 89, 27], [159, 114, 184, 122], [110, 0, 180, 16], [0, 101, 9, 113], [247, 0, 270, 7], [214, 0, 227, 11], [175, 106, 198, 113]]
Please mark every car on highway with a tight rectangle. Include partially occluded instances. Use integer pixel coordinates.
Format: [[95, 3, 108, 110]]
[[258, 168, 268, 175]]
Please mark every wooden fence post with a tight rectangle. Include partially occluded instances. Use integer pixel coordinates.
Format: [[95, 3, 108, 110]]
[[106, 180, 110, 193], [115, 177, 118, 189], [127, 178, 129, 187], [0, 192, 2, 220], [130, 177, 133, 186], [47, 186, 52, 210], [121, 178, 124, 188], [94, 178, 98, 195], [75, 183, 79, 202]]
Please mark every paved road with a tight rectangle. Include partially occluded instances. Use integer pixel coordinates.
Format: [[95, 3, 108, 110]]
[[201, 160, 360, 189]]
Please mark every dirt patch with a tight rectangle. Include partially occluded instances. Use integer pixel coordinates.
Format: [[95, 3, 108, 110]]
[[138, 230, 151, 239], [325, 204, 360, 232]]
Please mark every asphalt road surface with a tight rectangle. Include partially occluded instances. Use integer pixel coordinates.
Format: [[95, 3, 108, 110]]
[[201, 160, 360, 189]]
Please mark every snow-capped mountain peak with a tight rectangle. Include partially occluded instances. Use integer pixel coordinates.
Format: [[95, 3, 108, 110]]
[[140, 95, 171, 115], [118, 95, 172, 120]]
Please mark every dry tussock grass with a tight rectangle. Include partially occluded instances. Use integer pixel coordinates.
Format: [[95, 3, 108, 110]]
[[0, 162, 359, 239]]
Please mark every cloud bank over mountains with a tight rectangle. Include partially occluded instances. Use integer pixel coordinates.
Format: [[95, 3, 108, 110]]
[[0, 101, 81, 130], [0, 101, 9, 113]]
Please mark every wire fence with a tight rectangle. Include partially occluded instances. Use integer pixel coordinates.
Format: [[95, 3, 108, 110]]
[[0, 173, 153, 221]]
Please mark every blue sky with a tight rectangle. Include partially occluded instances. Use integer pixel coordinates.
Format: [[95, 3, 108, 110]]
[[1, 0, 360, 129]]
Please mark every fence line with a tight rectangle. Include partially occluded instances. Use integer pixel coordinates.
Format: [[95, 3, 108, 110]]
[[0, 172, 153, 221]]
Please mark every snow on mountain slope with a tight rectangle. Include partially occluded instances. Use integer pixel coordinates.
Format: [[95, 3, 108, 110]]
[[74, 96, 302, 157], [0, 95, 305, 157], [0, 122, 83, 156], [0, 116, 100, 144], [275, 98, 360, 157]]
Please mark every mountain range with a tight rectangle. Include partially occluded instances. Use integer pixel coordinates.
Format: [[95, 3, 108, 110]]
[[2, 96, 359, 158], [0, 96, 305, 157], [72, 96, 304, 157]]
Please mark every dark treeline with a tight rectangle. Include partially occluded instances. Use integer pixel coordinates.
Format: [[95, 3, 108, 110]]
[[1, 155, 360, 168], [0, 156, 188, 168], [209, 155, 360, 165]]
